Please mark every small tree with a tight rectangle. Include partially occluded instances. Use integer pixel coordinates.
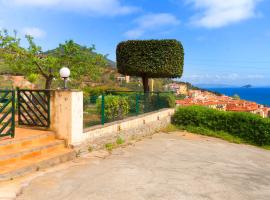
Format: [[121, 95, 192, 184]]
[[116, 39, 184, 92], [232, 94, 240, 100], [0, 30, 107, 89]]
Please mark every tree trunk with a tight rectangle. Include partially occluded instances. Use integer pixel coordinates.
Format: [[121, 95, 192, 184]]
[[142, 76, 150, 93], [45, 77, 53, 89]]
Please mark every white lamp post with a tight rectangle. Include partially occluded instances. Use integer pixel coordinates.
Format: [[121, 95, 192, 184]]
[[59, 67, 70, 89]]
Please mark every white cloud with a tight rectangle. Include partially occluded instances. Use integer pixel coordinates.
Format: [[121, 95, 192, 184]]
[[124, 13, 180, 38], [1, 0, 137, 16], [22, 27, 46, 38], [187, 0, 262, 28]]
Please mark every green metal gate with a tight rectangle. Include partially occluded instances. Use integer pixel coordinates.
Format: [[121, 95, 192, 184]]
[[0, 90, 15, 138], [17, 89, 50, 128]]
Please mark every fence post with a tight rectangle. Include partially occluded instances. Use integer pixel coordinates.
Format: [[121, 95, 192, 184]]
[[136, 93, 139, 115], [11, 90, 15, 138], [157, 92, 160, 109], [101, 94, 105, 125], [50, 90, 83, 145]]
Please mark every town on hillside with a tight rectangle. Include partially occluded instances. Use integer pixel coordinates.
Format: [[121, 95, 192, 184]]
[[166, 82, 270, 118]]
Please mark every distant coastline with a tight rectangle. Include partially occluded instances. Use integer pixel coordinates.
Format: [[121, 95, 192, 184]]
[[206, 87, 270, 106], [196, 84, 270, 89]]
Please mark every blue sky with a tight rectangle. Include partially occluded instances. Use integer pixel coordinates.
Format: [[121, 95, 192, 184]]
[[0, 0, 270, 86]]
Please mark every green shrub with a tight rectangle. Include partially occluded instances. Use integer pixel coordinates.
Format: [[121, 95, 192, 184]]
[[149, 93, 175, 109], [158, 93, 175, 108], [83, 86, 128, 97], [116, 39, 184, 92], [172, 106, 270, 146], [96, 95, 130, 121], [116, 40, 184, 78]]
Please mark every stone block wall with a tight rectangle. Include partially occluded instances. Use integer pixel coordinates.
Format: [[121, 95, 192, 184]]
[[73, 108, 175, 153]]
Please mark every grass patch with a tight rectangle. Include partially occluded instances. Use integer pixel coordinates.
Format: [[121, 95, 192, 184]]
[[262, 145, 270, 150], [177, 125, 246, 144], [105, 143, 115, 151], [161, 124, 179, 133], [164, 124, 269, 150], [104, 137, 126, 152], [88, 145, 93, 152], [116, 137, 125, 145]]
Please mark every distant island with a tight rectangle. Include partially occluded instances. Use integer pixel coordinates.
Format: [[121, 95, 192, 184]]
[[242, 84, 252, 88]]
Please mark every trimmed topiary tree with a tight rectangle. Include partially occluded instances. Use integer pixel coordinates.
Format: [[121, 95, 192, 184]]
[[116, 39, 184, 92]]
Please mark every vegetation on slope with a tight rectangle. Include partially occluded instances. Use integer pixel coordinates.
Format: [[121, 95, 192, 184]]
[[172, 106, 270, 147]]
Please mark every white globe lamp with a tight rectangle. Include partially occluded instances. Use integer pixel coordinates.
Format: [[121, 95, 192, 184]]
[[59, 67, 70, 89]]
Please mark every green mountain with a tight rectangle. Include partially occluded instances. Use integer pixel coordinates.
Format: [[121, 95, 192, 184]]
[[46, 43, 116, 69]]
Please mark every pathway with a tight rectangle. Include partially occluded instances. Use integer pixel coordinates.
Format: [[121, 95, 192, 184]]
[[17, 132, 270, 200]]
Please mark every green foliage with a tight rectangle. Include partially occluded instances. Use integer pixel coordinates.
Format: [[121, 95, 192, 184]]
[[88, 145, 93, 152], [175, 94, 186, 100], [49, 40, 106, 84], [105, 143, 114, 151], [149, 93, 175, 109], [158, 93, 176, 108], [122, 81, 143, 91], [172, 106, 270, 146], [84, 85, 128, 97], [162, 124, 179, 133], [176, 125, 246, 144], [116, 137, 125, 145], [84, 92, 176, 128], [164, 124, 270, 150], [27, 73, 39, 83], [0, 30, 107, 89], [96, 95, 130, 121], [232, 94, 240, 100], [0, 59, 19, 75], [116, 39, 184, 78]]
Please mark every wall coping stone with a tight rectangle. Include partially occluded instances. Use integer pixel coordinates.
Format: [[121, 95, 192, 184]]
[[83, 108, 174, 133]]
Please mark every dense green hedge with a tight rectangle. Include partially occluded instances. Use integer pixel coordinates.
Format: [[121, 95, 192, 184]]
[[96, 95, 130, 121], [172, 106, 270, 146], [116, 40, 184, 78], [94, 93, 175, 122], [151, 93, 175, 108]]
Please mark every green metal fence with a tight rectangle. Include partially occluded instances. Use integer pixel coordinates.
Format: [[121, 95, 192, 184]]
[[83, 91, 174, 128], [17, 89, 51, 128], [0, 90, 15, 138]]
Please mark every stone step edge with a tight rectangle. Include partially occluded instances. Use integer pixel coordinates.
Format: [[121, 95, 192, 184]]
[[0, 140, 65, 161], [0, 131, 56, 147], [0, 149, 76, 181]]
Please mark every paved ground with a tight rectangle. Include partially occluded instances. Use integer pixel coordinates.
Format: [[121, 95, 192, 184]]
[[17, 132, 270, 200]]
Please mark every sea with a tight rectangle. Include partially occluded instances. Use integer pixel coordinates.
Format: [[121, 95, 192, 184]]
[[206, 88, 270, 106]]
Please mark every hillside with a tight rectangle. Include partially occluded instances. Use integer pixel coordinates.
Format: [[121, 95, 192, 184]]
[[0, 43, 119, 88], [0, 59, 16, 75], [46, 43, 116, 69]]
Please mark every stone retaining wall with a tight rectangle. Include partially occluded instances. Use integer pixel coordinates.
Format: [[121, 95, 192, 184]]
[[73, 108, 175, 153]]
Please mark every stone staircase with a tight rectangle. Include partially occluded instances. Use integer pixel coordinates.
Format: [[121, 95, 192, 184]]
[[0, 129, 76, 181]]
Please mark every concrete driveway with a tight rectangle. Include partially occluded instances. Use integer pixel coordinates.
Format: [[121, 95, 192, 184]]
[[17, 132, 270, 200]]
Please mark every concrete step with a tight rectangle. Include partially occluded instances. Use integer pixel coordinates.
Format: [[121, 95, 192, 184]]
[[0, 140, 66, 165], [0, 131, 56, 152], [0, 148, 75, 181], [0, 128, 76, 181]]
